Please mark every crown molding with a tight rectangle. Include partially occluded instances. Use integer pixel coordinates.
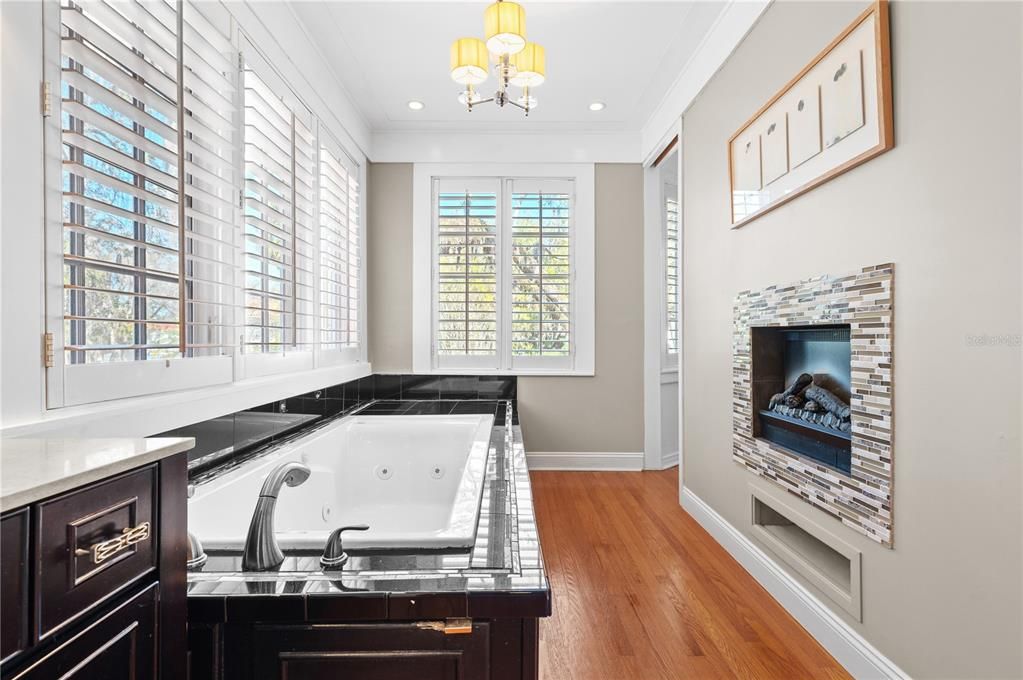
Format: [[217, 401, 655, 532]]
[[370, 129, 642, 163], [640, 0, 771, 162]]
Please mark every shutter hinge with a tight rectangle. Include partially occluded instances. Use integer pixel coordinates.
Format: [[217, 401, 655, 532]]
[[40, 81, 52, 118], [43, 332, 55, 368]]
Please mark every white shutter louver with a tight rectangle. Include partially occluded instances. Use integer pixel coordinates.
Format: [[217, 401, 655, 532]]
[[510, 182, 571, 358], [435, 184, 499, 358], [60, 0, 181, 364], [182, 1, 236, 358]]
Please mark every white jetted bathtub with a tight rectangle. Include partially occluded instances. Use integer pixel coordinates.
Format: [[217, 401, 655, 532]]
[[188, 414, 494, 551]]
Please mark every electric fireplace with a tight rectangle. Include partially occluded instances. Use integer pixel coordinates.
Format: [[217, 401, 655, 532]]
[[751, 324, 852, 473]]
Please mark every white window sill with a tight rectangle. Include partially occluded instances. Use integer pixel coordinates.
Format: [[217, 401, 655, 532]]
[[1, 362, 372, 439], [415, 368, 596, 378]]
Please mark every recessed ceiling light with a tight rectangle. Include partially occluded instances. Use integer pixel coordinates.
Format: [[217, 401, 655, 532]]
[[407, 100, 425, 111], [588, 101, 606, 112]]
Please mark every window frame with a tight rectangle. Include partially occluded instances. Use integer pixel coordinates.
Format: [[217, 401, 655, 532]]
[[412, 163, 595, 376]]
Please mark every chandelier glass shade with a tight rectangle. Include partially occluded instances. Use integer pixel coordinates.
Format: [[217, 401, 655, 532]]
[[450, 37, 490, 85], [449, 0, 544, 115], [483, 1, 527, 55]]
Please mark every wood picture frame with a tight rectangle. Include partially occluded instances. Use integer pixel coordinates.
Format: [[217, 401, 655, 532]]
[[728, 0, 893, 228]]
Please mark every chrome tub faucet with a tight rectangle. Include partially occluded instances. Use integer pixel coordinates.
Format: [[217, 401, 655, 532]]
[[242, 461, 311, 571]]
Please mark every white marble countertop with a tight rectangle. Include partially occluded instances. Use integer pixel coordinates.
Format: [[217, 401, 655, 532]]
[[0, 437, 194, 512]]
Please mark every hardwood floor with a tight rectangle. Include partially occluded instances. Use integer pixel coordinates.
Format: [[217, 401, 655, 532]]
[[531, 468, 850, 680]]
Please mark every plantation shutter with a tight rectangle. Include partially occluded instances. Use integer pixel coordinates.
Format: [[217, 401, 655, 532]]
[[434, 178, 499, 367], [509, 178, 573, 368], [318, 135, 361, 355], [664, 190, 680, 356], [181, 1, 236, 358], [241, 62, 296, 354], [60, 0, 182, 365]]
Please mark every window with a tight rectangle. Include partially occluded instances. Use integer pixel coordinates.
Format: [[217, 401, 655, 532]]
[[181, 1, 237, 364], [664, 188, 679, 357], [240, 65, 316, 356], [60, 0, 183, 366], [413, 164, 594, 375], [511, 183, 572, 359], [317, 135, 361, 358], [45, 1, 365, 407], [435, 182, 499, 363]]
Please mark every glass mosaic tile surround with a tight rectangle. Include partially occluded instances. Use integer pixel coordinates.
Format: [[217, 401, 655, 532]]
[[733, 264, 895, 547]]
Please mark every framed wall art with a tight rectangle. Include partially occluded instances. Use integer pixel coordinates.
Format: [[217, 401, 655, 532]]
[[728, 0, 894, 228]]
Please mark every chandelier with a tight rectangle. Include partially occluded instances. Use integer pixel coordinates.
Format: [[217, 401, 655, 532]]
[[449, 0, 545, 115]]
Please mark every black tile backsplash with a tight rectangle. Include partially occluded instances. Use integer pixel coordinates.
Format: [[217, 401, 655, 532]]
[[164, 373, 516, 473]]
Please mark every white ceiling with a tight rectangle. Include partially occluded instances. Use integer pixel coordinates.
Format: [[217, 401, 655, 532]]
[[290, 1, 729, 134]]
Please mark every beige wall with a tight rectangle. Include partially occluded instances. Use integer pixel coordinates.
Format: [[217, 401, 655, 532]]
[[367, 162, 414, 373], [681, 2, 1022, 678], [519, 164, 644, 453], [366, 163, 645, 453]]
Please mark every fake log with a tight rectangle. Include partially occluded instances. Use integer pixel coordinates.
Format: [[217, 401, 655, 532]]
[[805, 384, 851, 420], [769, 373, 813, 410], [785, 395, 805, 408], [803, 400, 821, 413]]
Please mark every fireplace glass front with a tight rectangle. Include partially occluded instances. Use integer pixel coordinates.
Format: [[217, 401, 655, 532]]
[[751, 325, 852, 473]]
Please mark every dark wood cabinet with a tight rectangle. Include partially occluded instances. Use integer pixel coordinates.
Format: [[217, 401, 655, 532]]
[[187, 623, 222, 680], [35, 466, 158, 639], [250, 622, 491, 680], [0, 452, 187, 680], [193, 615, 538, 680], [7, 584, 157, 680], [1, 509, 30, 664]]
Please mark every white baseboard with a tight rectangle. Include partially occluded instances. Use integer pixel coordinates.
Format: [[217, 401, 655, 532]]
[[681, 487, 910, 680], [526, 451, 644, 471], [660, 450, 679, 469]]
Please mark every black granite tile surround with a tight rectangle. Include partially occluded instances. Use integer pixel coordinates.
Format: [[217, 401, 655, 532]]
[[162, 374, 517, 473], [185, 401, 549, 621]]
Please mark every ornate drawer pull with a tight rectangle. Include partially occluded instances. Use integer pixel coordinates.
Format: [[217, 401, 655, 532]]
[[74, 522, 151, 565]]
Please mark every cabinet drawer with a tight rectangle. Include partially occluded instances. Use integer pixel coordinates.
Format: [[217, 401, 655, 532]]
[[1, 508, 30, 663], [251, 622, 491, 680], [10, 583, 157, 680], [35, 466, 157, 639]]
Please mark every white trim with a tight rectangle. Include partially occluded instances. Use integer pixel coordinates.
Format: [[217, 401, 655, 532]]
[[526, 452, 644, 472], [412, 163, 595, 377], [1, 362, 371, 440], [643, 119, 684, 472], [372, 130, 640, 164], [63, 355, 233, 407], [660, 450, 679, 470], [640, 0, 770, 162], [681, 486, 911, 680]]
